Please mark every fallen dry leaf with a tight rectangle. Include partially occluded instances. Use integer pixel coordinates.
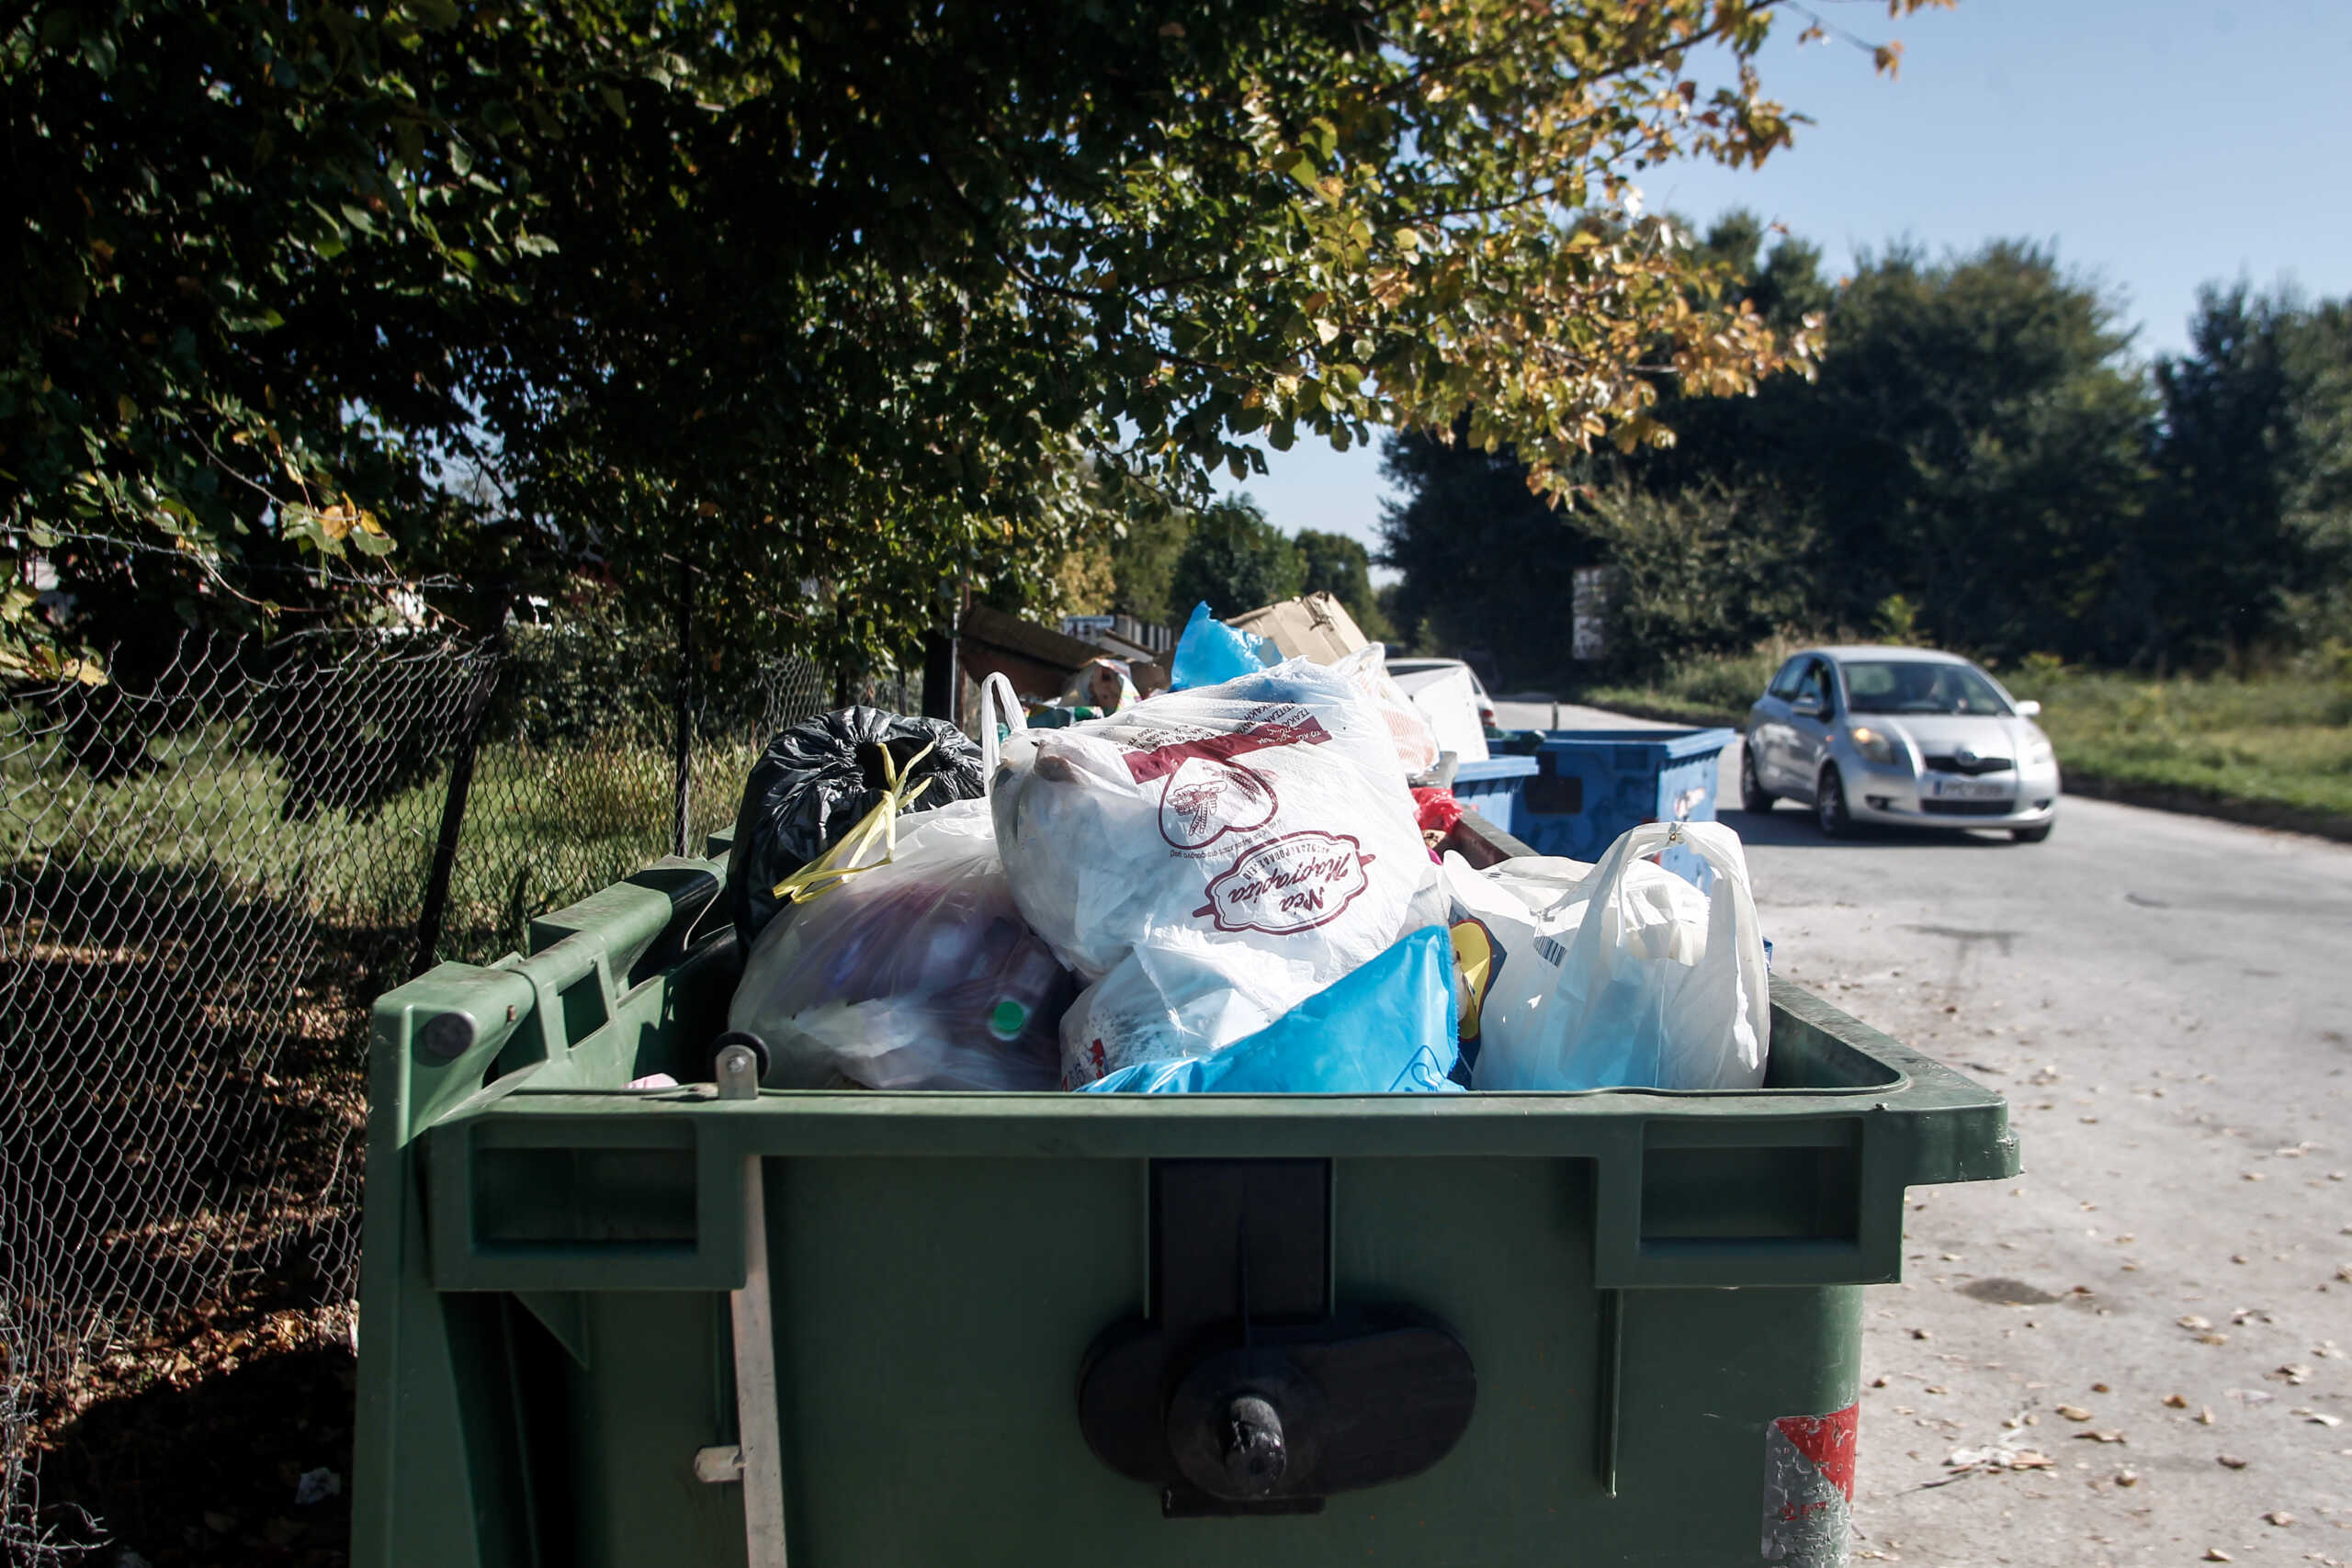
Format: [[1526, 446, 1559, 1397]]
[[2271, 1365, 2312, 1385], [2114, 1469, 2139, 1486], [2057, 1404, 2095, 1421], [2180, 1315, 2213, 1331], [2264, 1511, 2294, 1527], [2202, 1550, 2232, 1562], [2199, 1333, 2232, 1346], [2090, 1382, 2110, 1393], [2217, 1453, 2249, 1469], [2199, 1406, 2217, 1425], [2306, 1413, 2344, 1427], [2076, 1429, 2127, 1444], [2165, 1393, 2188, 1408]]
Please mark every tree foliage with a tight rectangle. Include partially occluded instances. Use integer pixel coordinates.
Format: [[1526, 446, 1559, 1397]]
[[1386, 218, 2352, 677], [7, 0, 1936, 678], [2143, 288, 2352, 662], [1169, 496, 1301, 618]]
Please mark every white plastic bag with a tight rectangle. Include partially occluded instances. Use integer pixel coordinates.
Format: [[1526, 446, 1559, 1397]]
[[1469, 820, 1769, 1091], [1331, 643, 1441, 776], [1437, 852, 1588, 1077], [727, 799, 1076, 1089], [990, 658, 1443, 1085]]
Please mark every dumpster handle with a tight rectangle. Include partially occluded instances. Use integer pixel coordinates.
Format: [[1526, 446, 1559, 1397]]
[[717, 1044, 791, 1567]]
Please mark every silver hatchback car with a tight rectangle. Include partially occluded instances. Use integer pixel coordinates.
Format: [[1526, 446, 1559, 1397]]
[[1741, 646, 2061, 841]]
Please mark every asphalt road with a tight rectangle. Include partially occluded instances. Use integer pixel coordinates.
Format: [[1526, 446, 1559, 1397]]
[[1492, 700, 2352, 1566]]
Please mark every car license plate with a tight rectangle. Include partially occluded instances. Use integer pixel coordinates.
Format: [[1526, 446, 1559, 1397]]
[[1930, 778, 2009, 801]]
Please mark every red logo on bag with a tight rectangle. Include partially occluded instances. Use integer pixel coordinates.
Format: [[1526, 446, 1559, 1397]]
[[1158, 757, 1280, 848], [1120, 716, 1329, 784], [1193, 831, 1374, 935]]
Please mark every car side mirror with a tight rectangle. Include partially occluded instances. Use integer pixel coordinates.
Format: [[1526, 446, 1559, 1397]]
[[1792, 694, 1825, 718], [2015, 699, 2041, 718]]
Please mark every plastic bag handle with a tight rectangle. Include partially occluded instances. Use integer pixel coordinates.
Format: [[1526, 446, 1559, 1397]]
[[978, 671, 1025, 780]]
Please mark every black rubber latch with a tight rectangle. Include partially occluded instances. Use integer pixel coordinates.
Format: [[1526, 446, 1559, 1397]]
[[1076, 1158, 1476, 1517]]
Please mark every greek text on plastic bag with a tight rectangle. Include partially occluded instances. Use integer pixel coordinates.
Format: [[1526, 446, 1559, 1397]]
[[991, 659, 1444, 1088]]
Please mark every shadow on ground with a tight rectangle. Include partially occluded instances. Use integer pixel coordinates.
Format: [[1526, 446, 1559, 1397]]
[[1721, 805, 2032, 851], [35, 1331, 356, 1568]]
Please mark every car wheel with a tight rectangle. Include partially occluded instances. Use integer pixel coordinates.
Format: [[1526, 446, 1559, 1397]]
[[1739, 744, 1775, 813], [2011, 823, 2052, 843], [1815, 764, 1851, 838]]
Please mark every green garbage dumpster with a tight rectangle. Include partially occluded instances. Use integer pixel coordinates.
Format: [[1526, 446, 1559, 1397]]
[[353, 814, 2016, 1568]]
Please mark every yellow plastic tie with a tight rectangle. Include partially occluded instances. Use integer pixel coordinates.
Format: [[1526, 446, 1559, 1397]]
[[771, 739, 941, 904]]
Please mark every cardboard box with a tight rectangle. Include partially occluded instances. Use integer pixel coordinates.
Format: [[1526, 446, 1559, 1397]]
[[1227, 592, 1369, 664]]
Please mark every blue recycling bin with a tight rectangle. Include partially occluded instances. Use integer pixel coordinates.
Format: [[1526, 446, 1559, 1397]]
[[1513, 728, 1736, 886], [1450, 755, 1538, 838]]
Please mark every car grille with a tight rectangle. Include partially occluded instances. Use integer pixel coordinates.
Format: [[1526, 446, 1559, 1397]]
[[1919, 798, 2015, 817], [1922, 753, 2013, 775]]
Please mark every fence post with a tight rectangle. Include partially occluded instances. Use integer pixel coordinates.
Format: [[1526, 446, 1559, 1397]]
[[413, 592, 512, 976], [922, 586, 961, 724], [672, 553, 695, 858]]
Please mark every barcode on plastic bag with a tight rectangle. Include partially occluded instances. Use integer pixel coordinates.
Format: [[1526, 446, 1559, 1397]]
[[1533, 932, 1568, 968]]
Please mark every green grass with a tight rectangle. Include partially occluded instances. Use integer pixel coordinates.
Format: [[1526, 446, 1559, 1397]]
[[3, 712, 757, 971], [1571, 640, 1792, 728], [1566, 644, 2352, 829], [1999, 657, 2352, 823]]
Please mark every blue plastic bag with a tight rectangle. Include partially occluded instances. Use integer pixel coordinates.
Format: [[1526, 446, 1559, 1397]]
[[1081, 927, 1461, 1093], [1168, 601, 1280, 692]]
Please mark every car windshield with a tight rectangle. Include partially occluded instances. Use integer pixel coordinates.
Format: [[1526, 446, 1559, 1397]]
[[1839, 660, 2012, 716]]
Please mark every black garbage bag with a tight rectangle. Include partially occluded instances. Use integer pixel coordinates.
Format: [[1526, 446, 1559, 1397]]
[[726, 707, 987, 947]]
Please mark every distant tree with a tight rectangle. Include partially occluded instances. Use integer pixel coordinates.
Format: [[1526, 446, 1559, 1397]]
[[1374, 582, 1419, 653], [1106, 506, 1194, 630], [1794, 242, 2156, 662], [1295, 530, 1394, 640], [1170, 498, 1302, 619], [1377, 427, 1600, 684], [2143, 286, 2352, 664]]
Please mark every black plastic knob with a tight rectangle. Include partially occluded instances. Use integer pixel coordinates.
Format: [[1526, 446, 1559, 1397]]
[[1221, 1394, 1287, 1496]]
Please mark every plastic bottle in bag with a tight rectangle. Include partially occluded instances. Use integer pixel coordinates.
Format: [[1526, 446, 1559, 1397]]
[[728, 800, 1076, 1090]]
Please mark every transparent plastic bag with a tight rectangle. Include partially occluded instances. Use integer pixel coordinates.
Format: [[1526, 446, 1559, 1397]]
[[728, 801, 1076, 1089], [991, 657, 1443, 1086]]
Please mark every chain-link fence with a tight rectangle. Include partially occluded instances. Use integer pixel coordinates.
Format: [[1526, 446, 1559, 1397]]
[[1, 615, 849, 1562]]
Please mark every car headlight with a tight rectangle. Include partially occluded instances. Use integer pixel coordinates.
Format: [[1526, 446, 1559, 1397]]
[[2024, 734, 2055, 767], [1847, 725, 1900, 766]]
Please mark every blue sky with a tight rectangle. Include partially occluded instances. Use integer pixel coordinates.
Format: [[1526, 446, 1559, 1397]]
[[1215, 0, 2352, 579]]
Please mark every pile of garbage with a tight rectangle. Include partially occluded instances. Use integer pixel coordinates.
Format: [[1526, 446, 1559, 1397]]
[[721, 595, 1770, 1095]]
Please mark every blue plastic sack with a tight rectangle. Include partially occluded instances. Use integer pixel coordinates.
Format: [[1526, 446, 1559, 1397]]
[[1168, 601, 1280, 692], [1081, 927, 1461, 1093]]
